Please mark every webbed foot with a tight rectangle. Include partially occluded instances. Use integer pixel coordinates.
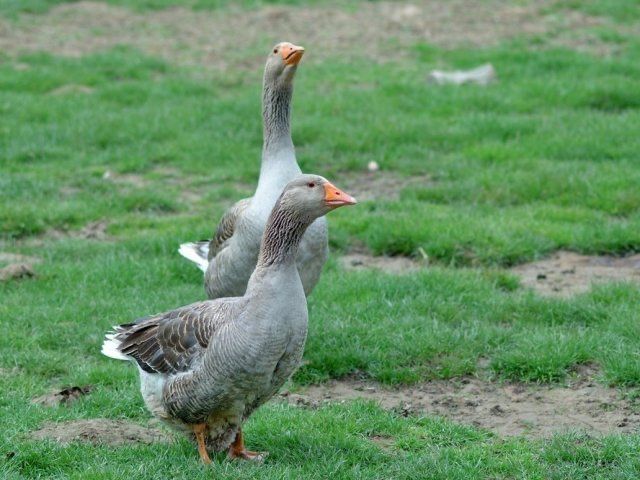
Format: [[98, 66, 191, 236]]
[[227, 427, 268, 462]]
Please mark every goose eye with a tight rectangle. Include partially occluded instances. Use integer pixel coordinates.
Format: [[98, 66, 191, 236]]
[[273, 48, 278, 54], [307, 182, 316, 188]]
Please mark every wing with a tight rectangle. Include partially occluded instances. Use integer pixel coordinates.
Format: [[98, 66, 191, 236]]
[[103, 298, 247, 375], [208, 198, 251, 259]]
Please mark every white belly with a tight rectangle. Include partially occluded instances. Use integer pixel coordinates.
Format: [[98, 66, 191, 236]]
[[139, 368, 169, 419]]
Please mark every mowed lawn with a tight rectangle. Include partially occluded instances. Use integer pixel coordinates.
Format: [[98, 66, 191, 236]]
[[2, 0, 640, 478]]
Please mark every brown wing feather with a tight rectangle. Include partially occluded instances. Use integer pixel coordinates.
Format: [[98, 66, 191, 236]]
[[208, 198, 251, 259], [114, 299, 246, 374]]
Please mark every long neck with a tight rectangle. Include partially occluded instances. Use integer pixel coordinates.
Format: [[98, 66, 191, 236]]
[[262, 79, 294, 158], [254, 76, 301, 203], [257, 200, 309, 268]]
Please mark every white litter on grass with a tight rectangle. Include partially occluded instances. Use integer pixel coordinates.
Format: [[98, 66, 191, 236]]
[[428, 63, 496, 85]]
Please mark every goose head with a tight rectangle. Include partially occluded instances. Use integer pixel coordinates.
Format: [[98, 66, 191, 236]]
[[264, 42, 305, 87], [279, 174, 357, 222]]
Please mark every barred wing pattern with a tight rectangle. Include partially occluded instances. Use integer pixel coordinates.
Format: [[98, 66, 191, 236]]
[[209, 198, 251, 259], [111, 299, 247, 375]]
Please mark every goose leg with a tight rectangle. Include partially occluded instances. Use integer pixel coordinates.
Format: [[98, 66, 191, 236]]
[[193, 423, 212, 464], [227, 428, 267, 461]]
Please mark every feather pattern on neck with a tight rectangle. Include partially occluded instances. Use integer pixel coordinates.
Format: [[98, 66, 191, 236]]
[[254, 78, 300, 206], [262, 81, 294, 156], [257, 198, 308, 267]]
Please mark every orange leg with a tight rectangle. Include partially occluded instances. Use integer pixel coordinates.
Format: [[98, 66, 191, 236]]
[[227, 427, 267, 461], [193, 423, 212, 464]]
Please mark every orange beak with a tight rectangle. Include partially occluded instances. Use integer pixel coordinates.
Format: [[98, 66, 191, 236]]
[[281, 43, 305, 66], [324, 182, 357, 208]]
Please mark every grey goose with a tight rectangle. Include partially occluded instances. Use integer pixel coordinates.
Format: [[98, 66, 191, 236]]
[[179, 43, 329, 299], [103, 175, 356, 463]]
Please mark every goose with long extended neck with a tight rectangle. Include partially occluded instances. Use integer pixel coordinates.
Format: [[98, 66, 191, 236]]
[[103, 175, 356, 463], [179, 42, 329, 299]]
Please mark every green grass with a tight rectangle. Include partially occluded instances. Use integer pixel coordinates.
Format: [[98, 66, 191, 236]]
[[3, 44, 640, 263], [3, 400, 640, 479], [2, 0, 640, 477]]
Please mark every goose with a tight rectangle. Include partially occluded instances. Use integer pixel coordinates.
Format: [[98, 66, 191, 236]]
[[103, 175, 356, 463], [179, 42, 329, 299]]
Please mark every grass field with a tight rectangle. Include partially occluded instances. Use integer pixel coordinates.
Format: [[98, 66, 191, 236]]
[[2, 0, 640, 478]]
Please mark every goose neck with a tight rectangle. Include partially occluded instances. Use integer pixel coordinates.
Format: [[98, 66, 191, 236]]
[[262, 81, 294, 157], [257, 201, 309, 268]]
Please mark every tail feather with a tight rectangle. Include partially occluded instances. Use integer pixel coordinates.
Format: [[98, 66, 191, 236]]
[[178, 241, 210, 273], [101, 326, 130, 361]]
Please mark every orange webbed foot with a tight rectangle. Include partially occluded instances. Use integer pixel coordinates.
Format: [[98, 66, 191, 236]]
[[227, 428, 268, 462]]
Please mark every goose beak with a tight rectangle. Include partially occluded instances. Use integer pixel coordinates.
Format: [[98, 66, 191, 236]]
[[324, 182, 357, 208], [281, 43, 305, 66]]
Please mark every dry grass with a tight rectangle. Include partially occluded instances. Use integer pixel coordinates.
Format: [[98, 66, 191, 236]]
[[0, 0, 626, 70]]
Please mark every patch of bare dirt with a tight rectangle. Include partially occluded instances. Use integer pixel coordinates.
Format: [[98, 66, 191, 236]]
[[103, 166, 190, 188], [369, 434, 395, 452], [0, 252, 41, 264], [103, 170, 148, 188], [32, 385, 93, 407], [0, 1, 622, 70], [102, 167, 215, 205], [542, 10, 638, 57], [340, 171, 432, 202], [32, 419, 169, 446], [49, 220, 111, 241], [78, 220, 110, 240], [0, 263, 36, 281], [340, 253, 425, 274], [512, 251, 640, 297], [278, 374, 640, 438], [0, 253, 40, 280]]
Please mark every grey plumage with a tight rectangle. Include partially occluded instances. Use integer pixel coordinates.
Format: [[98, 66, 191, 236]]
[[179, 42, 329, 299], [103, 174, 356, 461], [209, 197, 251, 259]]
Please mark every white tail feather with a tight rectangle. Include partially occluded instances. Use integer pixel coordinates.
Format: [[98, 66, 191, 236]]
[[178, 242, 209, 273], [101, 335, 129, 361]]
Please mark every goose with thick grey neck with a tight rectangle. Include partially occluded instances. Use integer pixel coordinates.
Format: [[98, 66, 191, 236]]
[[179, 42, 329, 299], [103, 175, 356, 463]]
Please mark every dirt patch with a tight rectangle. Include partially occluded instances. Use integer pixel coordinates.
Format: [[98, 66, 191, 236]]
[[543, 10, 637, 57], [340, 171, 432, 202], [340, 253, 425, 274], [0, 1, 620, 70], [103, 166, 190, 188], [0, 252, 41, 265], [369, 434, 396, 452], [0, 263, 36, 281], [77, 220, 109, 240], [49, 220, 110, 241], [279, 374, 640, 438], [102, 167, 212, 205], [32, 419, 169, 446], [512, 251, 640, 297], [102, 170, 148, 188], [32, 385, 93, 407]]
